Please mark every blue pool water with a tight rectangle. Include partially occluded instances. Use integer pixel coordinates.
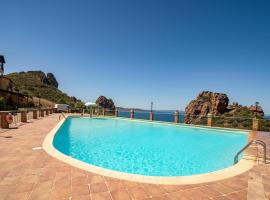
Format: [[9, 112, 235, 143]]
[[53, 117, 248, 176]]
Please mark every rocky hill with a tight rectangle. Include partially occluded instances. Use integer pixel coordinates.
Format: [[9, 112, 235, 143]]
[[184, 91, 229, 124], [184, 91, 264, 129], [6, 71, 83, 106]]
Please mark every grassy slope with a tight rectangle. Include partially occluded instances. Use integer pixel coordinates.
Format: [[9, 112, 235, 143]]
[[6, 71, 82, 105]]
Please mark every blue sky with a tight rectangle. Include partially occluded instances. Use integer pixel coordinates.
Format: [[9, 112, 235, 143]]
[[1, 0, 270, 112]]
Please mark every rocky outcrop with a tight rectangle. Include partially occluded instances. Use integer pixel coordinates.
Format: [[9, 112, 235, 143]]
[[184, 91, 229, 124], [227, 103, 264, 117], [96, 96, 115, 110], [184, 91, 265, 124], [46, 73, 58, 88], [249, 105, 264, 117]]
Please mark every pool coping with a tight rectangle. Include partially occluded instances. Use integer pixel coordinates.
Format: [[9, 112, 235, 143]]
[[42, 115, 255, 185]]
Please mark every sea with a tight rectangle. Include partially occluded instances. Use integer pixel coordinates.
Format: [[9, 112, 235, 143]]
[[118, 111, 270, 123], [119, 110, 185, 123]]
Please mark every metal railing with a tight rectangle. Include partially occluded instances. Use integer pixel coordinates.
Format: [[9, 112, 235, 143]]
[[60, 112, 66, 119], [234, 140, 267, 164], [82, 108, 270, 131]]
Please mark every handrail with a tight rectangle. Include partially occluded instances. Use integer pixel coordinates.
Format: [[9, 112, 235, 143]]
[[234, 140, 267, 164], [60, 112, 66, 119]]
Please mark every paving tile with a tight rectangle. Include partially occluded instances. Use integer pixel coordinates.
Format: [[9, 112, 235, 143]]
[[73, 195, 91, 200], [121, 180, 139, 189], [111, 188, 131, 200], [0, 170, 9, 179], [221, 179, 248, 191], [175, 188, 210, 200], [0, 185, 13, 195], [72, 176, 89, 186], [50, 186, 71, 199], [198, 185, 222, 198], [14, 183, 34, 193], [128, 186, 149, 199], [72, 184, 90, 196], [161, 185, 182, 193], [19, 174, 39, 184], [144, 184, 167, 196], [88, 175, 105, 184], [168, 191, 192, 200], [227, 189, 247, 199], [39, 168, 56, 182], [149, 195, 171, 200], [207, 183, 235, 195], [5, 192, 30, 200], [104, 176, 120, 182], [106, 180, 125, 192], [29, 180, 53, 200], [91, 191, 112, 200], [212, 196, 231, 200], [90, 183, 108, 193], [0, 175, 20, 186]]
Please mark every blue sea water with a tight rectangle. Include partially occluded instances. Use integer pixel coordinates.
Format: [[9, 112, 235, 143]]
[[119, 111, 184, 123], [53, 117, 248, 176]]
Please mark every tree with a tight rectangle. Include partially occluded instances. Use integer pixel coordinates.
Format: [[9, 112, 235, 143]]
[[75, 101, 85, 109], [255, 101, 260, 118], [0, 96, 6, 110]]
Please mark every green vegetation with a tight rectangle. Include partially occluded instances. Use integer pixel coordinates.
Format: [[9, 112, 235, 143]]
[[211, 107, 270, 131], [6, 71, 84, 107], [0, 96, 15, 110]]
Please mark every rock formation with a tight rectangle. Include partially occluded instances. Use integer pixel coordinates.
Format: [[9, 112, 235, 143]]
[[249, 105, 264, 117], [96, 96, 115, 110], [46, 73, 58, 88], [184, 91, 229, 124], [184, 91, 265, 124]]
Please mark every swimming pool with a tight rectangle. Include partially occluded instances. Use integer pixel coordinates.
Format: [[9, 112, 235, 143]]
[[53, 117, 248, 177]]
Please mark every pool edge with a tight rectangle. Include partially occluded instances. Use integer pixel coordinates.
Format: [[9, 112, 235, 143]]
[[42, 115, 255, 185]]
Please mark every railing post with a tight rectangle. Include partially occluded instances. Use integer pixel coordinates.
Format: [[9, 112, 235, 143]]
[[174, 110, 179, 123], [150, 111, 154, 121], [207, 113, 213, 126], [130, 109, 134, 119], [33, 110, 38, 119], [40, 109, 44, 117], [252, 118, 259, 131], [0, 112, 10, 129], [21, 111, 28, 122], [115, 109, 118, 117]]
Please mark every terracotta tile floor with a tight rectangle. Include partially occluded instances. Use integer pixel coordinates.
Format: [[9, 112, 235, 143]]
[[0, 114, 269, 200]]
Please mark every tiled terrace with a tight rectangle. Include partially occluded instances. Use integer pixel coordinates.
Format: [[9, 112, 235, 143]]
[[0, 114, 269, 200]]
